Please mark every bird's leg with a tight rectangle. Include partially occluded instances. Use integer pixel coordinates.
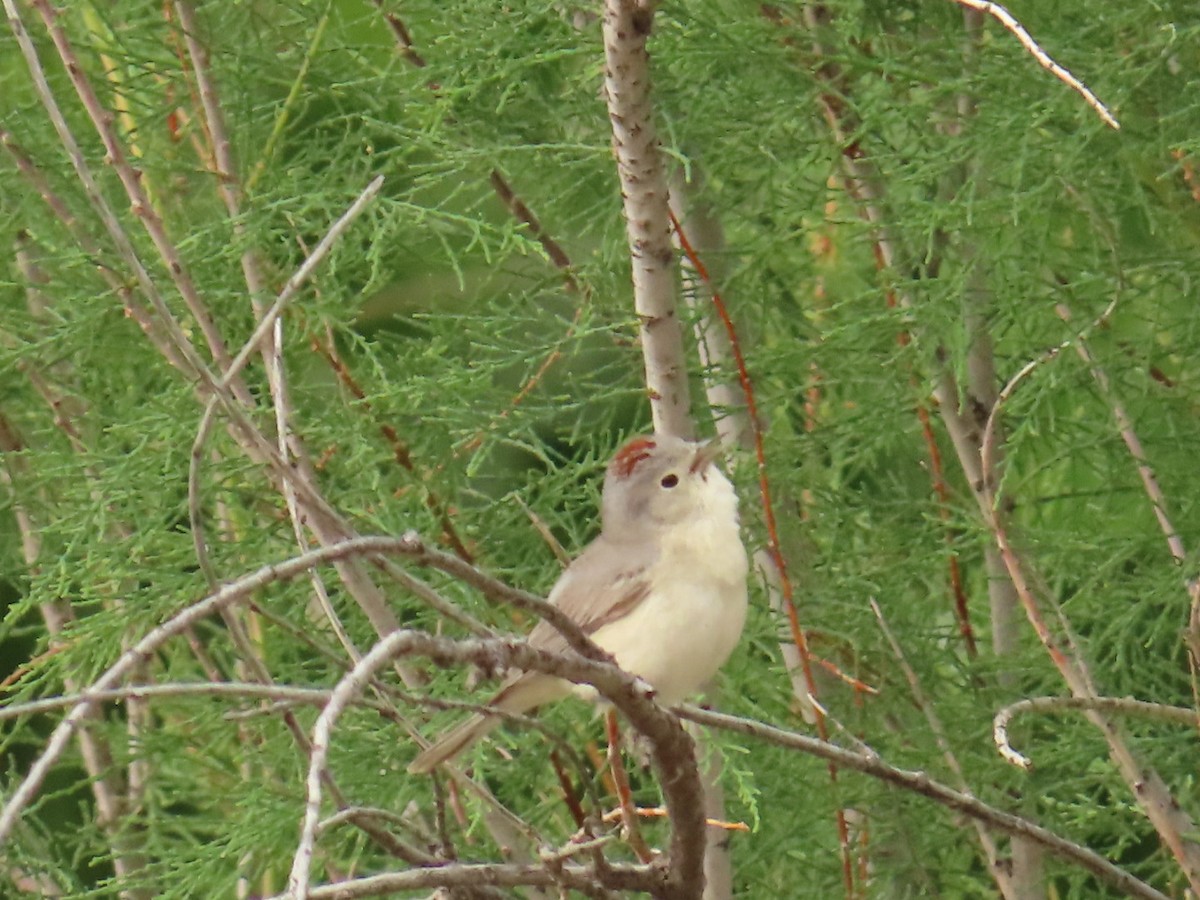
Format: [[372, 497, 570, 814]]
[[604, 709, 654, 863]]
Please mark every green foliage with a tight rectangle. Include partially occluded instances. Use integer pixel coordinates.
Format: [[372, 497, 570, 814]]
[[2, 0, 1200, 897]]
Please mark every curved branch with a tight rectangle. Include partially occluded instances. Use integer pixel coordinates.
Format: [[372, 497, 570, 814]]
[[0, 536, 448, 845], [292, 631, 706, 899], [994, 696, 1200, 771], [949, 0, 1119, 129], [270, 862, 656, 900], [0, 532, 706, 899], [678, 705, 1170, 900]]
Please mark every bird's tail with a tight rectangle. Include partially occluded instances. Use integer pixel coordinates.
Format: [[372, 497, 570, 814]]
[[407, 674, 567, 774], [407, 712, 501, 774]]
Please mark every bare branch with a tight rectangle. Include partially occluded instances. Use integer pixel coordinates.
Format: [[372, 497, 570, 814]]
[[949, 0, 1119, 129], [0, 683, 337, 722], [292, 630, 706, 899], [679, 706, 1170, 900], [267, 861, 657, 900], [0, 536, 410, 845], [995, 696, 1200, 771]]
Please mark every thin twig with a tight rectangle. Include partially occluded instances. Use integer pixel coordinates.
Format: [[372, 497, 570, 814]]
[[227, 177, 384, 393], [0, 683, 345, 722], [1054, 303, 1186, 564], [175, 1, 369, 691], [292, 630, 705, 899], [870, 599, 1008, 888], [670, 199, 854, 889], [267, 862, 658, 900], [994, 695, 1200, 771], [15, 5, 394, 671], [668, 211, 818, 718], [969, 355, 1200, 885], [678, 706, 1170, 900], [184, 173, 384, 580], [6, 1, 352, 562], [368, 0, 427, 68], [948, 0, 1119, 129], [541, 834, 618, 864], [605, 709, 655, 864]]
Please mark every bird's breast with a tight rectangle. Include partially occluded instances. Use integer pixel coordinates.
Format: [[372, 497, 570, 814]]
[[589, 514, 748, 705]]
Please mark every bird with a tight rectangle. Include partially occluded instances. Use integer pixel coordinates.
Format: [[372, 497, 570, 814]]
[[408, 433, 749, 774]]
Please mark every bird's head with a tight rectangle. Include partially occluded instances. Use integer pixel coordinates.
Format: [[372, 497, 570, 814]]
[[601, 433, 734, 535]]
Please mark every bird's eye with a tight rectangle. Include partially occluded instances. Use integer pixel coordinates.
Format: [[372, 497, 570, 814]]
[[660, 473, 679, 488]]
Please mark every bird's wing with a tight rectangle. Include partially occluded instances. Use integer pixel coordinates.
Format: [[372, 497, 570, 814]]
[[526, 534, 658, 657]]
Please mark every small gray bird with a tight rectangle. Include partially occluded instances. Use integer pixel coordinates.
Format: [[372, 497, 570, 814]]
[[408, 433, 748, 774]]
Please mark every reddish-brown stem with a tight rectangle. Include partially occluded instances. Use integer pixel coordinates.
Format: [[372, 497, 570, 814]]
[[605, 709, 654, 864], [488, 169, 579, 290], [311, 334, 474, 563], [669, 207, 857, 895], [885, 281, 976, 655], [549, 749, 588, 829], [668, 210, 812, 704], [368, 0, 427, 68], [914, 401, 976, 655], [813, 656, 878, 696]]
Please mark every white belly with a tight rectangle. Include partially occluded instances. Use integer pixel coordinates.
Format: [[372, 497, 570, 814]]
[[588, 575, 747, 704]]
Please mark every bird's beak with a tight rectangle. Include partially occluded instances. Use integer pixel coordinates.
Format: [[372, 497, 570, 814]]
[[689, 436, 726, 474]]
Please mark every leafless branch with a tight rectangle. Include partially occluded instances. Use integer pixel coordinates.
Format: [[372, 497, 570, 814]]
[[994, 696, 1200, 771], [678, 706, 1170, 900], [292, 629, 706, 899], [267, 861, 657, 900], [0, 683, 337, 722], [948, 0, 1119, 129], [870, 600, 1008, 888]]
